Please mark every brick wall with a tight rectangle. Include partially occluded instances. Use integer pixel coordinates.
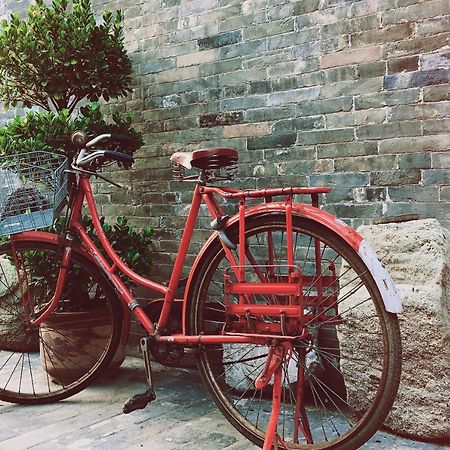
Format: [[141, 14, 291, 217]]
[[2, 0, 450, 280]]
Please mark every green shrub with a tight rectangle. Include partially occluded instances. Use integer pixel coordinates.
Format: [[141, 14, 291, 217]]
[[0, 0, 131, 113], [21, 216, 153, 311], [0, 103, 143, 160]]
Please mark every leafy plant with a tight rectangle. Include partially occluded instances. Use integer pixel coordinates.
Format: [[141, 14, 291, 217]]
[[22, 216, 153, 311], [0, 103, 143, 160], [0, 0, 131, 113]]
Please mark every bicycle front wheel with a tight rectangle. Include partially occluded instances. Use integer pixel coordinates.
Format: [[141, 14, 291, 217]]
[[0, 239, 122, 404], [190, 215, 401, 449]]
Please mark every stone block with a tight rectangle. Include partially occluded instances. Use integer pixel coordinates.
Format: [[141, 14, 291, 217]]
[[198, 30, 242, 50], [381, 0, 450, 25], [199, 111, 244, 128], [382, 32, 450, 59], [247, 133, 297, 150], [387, 55, 419, 74], [356, 121, 420, 140], [371, 169, 421, 186], [417, 16, 450, 36], [423, 84, 450, 102], [354, 219, 450, 439], [355, 89, 421, 109], [378, 135, 449, 154], [298, 127, 355, 145], [384, 69, 450, 90], [298, 97, 353, 116], [320, 45, 382, 69]]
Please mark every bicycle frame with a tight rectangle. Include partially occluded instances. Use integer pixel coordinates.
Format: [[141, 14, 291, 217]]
[[7, 168, 403, 450], [11, 171, 401, 345]]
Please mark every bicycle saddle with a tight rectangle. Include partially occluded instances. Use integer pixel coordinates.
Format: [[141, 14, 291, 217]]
[[170, 147, 238, 170]]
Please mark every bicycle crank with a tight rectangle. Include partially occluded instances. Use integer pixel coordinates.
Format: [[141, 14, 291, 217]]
[[123, 337, 157, 414]]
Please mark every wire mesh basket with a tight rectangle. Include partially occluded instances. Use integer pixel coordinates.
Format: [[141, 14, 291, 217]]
[[0, 151, 68, 236]]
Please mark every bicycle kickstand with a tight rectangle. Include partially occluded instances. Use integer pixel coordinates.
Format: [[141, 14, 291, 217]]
[[123, 337, 157, 414]]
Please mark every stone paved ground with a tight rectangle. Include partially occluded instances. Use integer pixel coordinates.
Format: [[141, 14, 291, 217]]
[[0, 358, 448, 450]]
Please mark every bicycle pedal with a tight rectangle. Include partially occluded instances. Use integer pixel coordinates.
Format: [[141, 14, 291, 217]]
[[122, 388, 156, 414]]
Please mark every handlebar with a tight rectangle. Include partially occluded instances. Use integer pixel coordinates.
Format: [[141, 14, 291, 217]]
[[71, 131, 140, 149], [72, 132, 136, 168]]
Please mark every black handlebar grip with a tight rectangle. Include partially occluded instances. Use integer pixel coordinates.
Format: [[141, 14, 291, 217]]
[[104, 150, 134, 165]]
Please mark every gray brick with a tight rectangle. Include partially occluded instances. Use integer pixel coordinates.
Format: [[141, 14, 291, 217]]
[[383, 202, 449, 220], [356, 121, 421, 140], [357, 61, 387, 79], [268, 87, 321, 106], [245, 106, 295, 122], [384, 69, 450, 90], [371, 170, 421, 186], [272, 116, 325, 134], [309, 172, 370, 188], [219, 39, 268, 60], [243, 19, 294, 40], [298, 97, 353, 115], [379, 135, 450, 154], [200, 58, 242, 76], [198, 30, 242, 50], [355, 89, 421, 109], [293, 0, 320, 14], [398, 153, 432, 169], [298, 128, 355, 145], [432, 152, 450, 169], [248, 133, 297, 150], [256, 175, 308, 188], [199, 111, 244, 128], [441, 186, 450, 201], [388, 186, 439, 202], [335, 155, 397, 172], [388, 104, 450, 122], [382, 32, 450, 59], [320, 78, 383, 99], [381, 0, 450, 26], [220, 96, 266, 110], [423, 119, 450, 135], [264, 146, 317, 161], [317, 141, 378, 159], [423, 84, 450, 102], [329, 203, 383, 219], [417, 16, 450, 36]]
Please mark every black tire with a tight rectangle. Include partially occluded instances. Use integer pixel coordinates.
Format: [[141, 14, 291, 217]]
[[190, 215, 402, 449], [0, 239, 122, 404]]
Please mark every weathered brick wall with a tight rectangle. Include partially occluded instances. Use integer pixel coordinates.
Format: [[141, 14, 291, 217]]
[[2, 0, 450, 280]]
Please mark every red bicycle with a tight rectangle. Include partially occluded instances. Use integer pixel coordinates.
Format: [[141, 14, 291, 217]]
[[0, 133, 402, 450]]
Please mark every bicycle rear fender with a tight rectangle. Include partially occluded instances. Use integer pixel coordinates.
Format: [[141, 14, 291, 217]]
[[183, 203, 402, 333]]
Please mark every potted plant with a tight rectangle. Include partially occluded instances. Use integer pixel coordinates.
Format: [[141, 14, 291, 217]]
[[23, 216, 153, 382], [0, 0, 146, 381]]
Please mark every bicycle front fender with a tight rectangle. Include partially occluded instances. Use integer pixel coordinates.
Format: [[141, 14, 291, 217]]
[[183, 203, 401, 333]]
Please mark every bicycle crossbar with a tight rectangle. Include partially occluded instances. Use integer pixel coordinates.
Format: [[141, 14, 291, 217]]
[[227, 282, 299, 295], [157, 333, 298, 346]]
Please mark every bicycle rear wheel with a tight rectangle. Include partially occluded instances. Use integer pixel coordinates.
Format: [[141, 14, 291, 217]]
[[0, 239, 122, 404], [190, 215, 401, 449]]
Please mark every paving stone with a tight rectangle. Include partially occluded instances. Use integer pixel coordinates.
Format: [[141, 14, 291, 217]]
[[0, 358, 447, 450]]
